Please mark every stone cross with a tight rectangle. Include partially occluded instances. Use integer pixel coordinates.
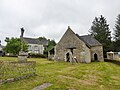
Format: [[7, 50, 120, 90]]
[[20, 27, 24, 51], [20, 27, 24, 38], [18, 27, 27, 62]]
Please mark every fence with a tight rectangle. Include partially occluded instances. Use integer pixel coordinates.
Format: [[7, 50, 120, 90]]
[[0, 61, 36, 84]]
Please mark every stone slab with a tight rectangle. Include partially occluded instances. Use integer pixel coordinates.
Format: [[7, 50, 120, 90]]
[[32, 83, 53, 90]]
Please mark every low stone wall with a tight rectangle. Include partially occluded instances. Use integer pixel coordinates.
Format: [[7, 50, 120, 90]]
[[0, 61, 36, 84]]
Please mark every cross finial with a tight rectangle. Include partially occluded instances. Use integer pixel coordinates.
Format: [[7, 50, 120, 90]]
[[68, 26, 71, 29]]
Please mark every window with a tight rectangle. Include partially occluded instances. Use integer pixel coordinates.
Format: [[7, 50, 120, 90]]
[[28, 45, 32, 51], [34, 46, 38, 51]]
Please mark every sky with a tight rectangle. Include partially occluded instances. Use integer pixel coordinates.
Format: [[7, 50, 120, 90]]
[[0, 0, 120, 45]]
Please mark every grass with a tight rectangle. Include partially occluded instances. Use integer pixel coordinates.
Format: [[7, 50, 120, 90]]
[[0, 57, 120, 90]]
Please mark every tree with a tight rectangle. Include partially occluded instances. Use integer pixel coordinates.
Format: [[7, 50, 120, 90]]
[[89, 15, 111, 56], [4, 37, 28, 55], [47, 39, 56, 50], [38, 36, 56, 55], [113, 14, 120, 51], [44, 39, 56, 55], [38, 36, 47, 41]]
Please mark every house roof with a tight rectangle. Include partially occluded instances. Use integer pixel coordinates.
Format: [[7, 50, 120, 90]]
[[0, 45, 4, 48], [39, 39, 49, 45], [23, 37, 40, 44], [58, 26, 102, 48], [76, 34, 102, 47], [0, 45, 4, 51], [23, 37, 48, 45]]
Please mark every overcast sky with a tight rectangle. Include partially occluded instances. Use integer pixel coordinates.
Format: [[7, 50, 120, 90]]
[[0, 0, 120, 45]]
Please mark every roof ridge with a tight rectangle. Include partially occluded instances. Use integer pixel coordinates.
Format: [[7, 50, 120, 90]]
[[23, 37, 38, 40]]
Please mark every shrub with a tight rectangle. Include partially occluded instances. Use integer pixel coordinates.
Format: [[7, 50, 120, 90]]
[[28, 53, 47, 58]]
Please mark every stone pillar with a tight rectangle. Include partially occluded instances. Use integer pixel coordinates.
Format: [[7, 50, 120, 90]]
[[18, 51, 28, 62], [18, 27, 28, 62]]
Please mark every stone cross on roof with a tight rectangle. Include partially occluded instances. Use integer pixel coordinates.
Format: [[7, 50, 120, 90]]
[[68, 26, 71, 29]]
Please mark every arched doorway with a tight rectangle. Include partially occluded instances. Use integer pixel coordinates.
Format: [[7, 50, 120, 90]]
[[66, 53, 70, 62], [94, 53, 98, 61]]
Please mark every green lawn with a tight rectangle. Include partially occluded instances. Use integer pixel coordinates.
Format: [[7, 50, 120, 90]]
[[0, 57, 120, 90]]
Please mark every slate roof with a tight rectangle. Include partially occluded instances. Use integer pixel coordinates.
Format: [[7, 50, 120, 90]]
[[0, 45, 4, 49], [39, 39, 49, 45], [23, 37, 40, 44], [23, 37, 48, 45], [76, 34, 102, 47]]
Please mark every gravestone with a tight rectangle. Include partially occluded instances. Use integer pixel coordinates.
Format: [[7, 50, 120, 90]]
[[32, 83, 53, 90], [18, 28, 28, 62]]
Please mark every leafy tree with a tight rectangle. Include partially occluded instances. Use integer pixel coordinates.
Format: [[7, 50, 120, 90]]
[[4, 37, 28, 55], [47, 39, 56, 50], [38, 36, 56, 55], [89, 15, 111, 56], [113, 14, 120, 51], [38, 37, 47, 41], [44, 39, 56, 55]]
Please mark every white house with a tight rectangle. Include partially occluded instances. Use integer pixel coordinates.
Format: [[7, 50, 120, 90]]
[[0, 45, 3, 51], [0, 41, 5, 56], [23, 37, 48, 54]]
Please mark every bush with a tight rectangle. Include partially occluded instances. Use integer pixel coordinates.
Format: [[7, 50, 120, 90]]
[[28, 53, 47, 58]]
